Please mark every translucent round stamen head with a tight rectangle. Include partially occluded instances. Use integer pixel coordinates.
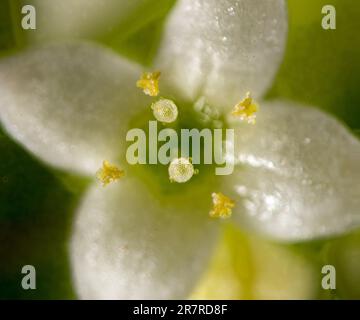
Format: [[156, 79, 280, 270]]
[[96, 160, 124, 186], [209, 192, 235, 219], [168, 157, 195, 183], [231, 92, 258, 124], [151, 98, 178, 123], [136, 71, 161, 96]]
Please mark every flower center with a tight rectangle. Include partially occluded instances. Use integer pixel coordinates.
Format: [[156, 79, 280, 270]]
[[95, 71, 261, 220], [123, 97, 226, 195]]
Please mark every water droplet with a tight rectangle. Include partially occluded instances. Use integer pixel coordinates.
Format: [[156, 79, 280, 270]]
[[227, 6, 235, 16], [236, 185, 248, 196]]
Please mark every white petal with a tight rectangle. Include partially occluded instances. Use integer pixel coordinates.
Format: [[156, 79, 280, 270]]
[[155, 0, 287, 109], [22, 0, 170, 42], [224, 100, 360, 241], [0, 42, 150, 175], [70, 178, 218, 299]]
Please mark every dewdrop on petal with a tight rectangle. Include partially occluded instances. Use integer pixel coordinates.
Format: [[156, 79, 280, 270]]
[[151, 98, 178, 123], [168, 157, 196, 183], [96, 160, 124, 186], [209, 192, 234, 219], [136, 71, 161, 96], [231, 92, 258, 124]]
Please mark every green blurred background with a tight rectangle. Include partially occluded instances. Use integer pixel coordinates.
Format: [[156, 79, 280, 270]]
[[0, 0, 359, 299]]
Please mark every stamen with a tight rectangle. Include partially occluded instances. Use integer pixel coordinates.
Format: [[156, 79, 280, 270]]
[[209, 192, 235, 219], [96, 160, 124, 186], [151, 98, 178, 123], [136, 71, 161, 96], [231, 92, 258, 124], [168, 157, 195, 183]]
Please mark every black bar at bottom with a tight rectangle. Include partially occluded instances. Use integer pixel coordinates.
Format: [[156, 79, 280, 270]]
[[0, 300, 357, 318]]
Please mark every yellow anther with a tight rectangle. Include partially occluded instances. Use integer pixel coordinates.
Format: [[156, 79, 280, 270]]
[[209, 192, 235, 219], [151, 98, 178, 123], [96, 160, 124, 186], [136, 71, 161, 96], [168, 157, 195, 183], [231, 92, 258, 124]]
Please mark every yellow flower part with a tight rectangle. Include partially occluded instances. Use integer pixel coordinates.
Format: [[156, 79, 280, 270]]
[[190, 225, 316, 300], [231, 92, 258, 124], [209, 192, 234, 219], [190, 226, 254, 300], [96, 160, 124, 186], [136, 71, 161, 96]]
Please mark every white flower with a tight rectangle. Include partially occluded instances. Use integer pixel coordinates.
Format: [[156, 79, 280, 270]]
[[0, 0, 359, 299]]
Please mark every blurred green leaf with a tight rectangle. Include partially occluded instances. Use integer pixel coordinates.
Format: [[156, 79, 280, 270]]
[[18, 0, 175, 50], [269, 0, 360, 130], [104, 0, 176, 65], [0, 129, 77, 299], [100, 0, 176, 45], [0, 0, 24, 52], [325, 231, 360, 299], [108, 16, 168, 66]]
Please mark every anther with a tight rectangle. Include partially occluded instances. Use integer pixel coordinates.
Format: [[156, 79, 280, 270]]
[[136, 71, 161, 96], [209, 192, 235, 219], [231, 92, 258, 124], [96, 160, 124, 186]]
